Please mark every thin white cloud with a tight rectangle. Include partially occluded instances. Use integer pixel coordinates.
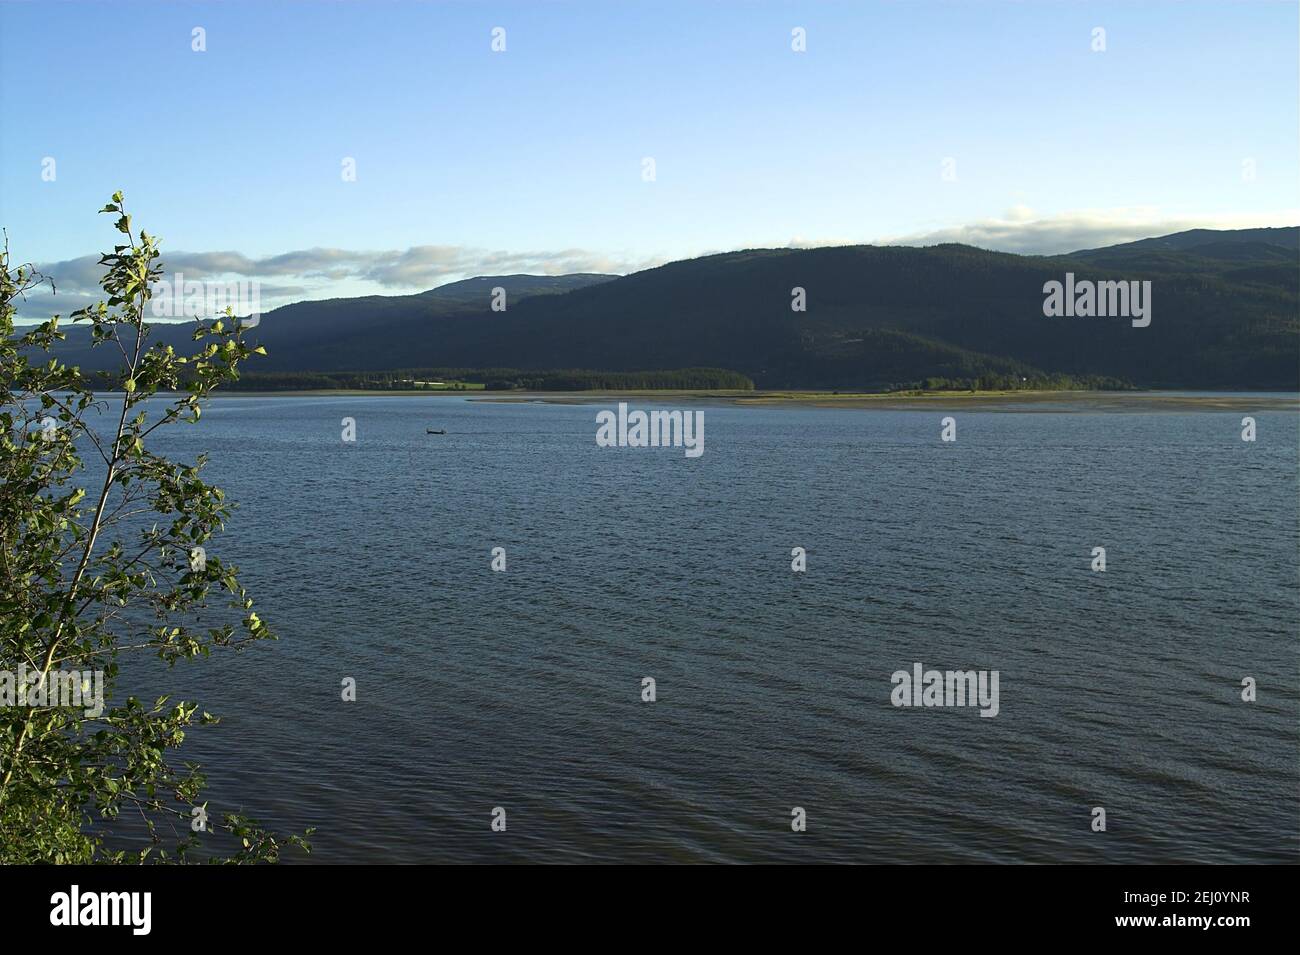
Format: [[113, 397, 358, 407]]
[[783, 208, 1298, 255], [882, 207, 1300, 255], [16, 245, 658, 321], [33, 245, 652, 294]]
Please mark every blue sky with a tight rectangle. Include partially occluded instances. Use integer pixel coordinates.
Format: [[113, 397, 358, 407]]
[[2, 0, 1296, 314]]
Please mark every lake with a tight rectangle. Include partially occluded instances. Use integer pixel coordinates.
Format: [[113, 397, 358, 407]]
[[112, 394, 1299, 862]]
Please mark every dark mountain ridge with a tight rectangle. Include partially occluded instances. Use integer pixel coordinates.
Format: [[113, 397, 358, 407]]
[[34, 227, 1300, 390]]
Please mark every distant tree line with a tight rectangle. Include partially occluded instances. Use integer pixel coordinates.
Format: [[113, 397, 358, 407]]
[[78, 366, 1132, 393], [482, 368, 755, 391], [80, 367, 757, 392], [892, 373, 1135, 393]]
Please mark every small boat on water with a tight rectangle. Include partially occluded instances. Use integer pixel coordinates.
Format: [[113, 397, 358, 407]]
[[426, 428, 447, 435]]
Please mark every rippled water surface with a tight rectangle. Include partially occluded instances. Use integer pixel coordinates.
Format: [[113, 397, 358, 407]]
[[118, 395, 1299, 863]]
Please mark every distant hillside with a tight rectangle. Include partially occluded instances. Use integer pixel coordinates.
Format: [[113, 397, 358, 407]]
[[220, 273, 615, 373], [1067, 228, 1299, 292], [36, 228, 1300, 390], [1071, 227, 1299, 260], [38, 272, 615, 380]]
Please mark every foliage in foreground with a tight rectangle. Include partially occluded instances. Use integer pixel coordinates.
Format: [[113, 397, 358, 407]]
[[0, 195, 308, 862]]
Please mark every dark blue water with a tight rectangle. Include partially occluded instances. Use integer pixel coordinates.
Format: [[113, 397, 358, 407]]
[[116, 395, 1299, 862]]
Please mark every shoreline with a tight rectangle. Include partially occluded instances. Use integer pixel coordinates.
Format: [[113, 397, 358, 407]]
[[192, 388, 1300, 412]]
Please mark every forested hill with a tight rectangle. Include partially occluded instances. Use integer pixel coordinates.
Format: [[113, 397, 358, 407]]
[[39, 227, 1299, 390]]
